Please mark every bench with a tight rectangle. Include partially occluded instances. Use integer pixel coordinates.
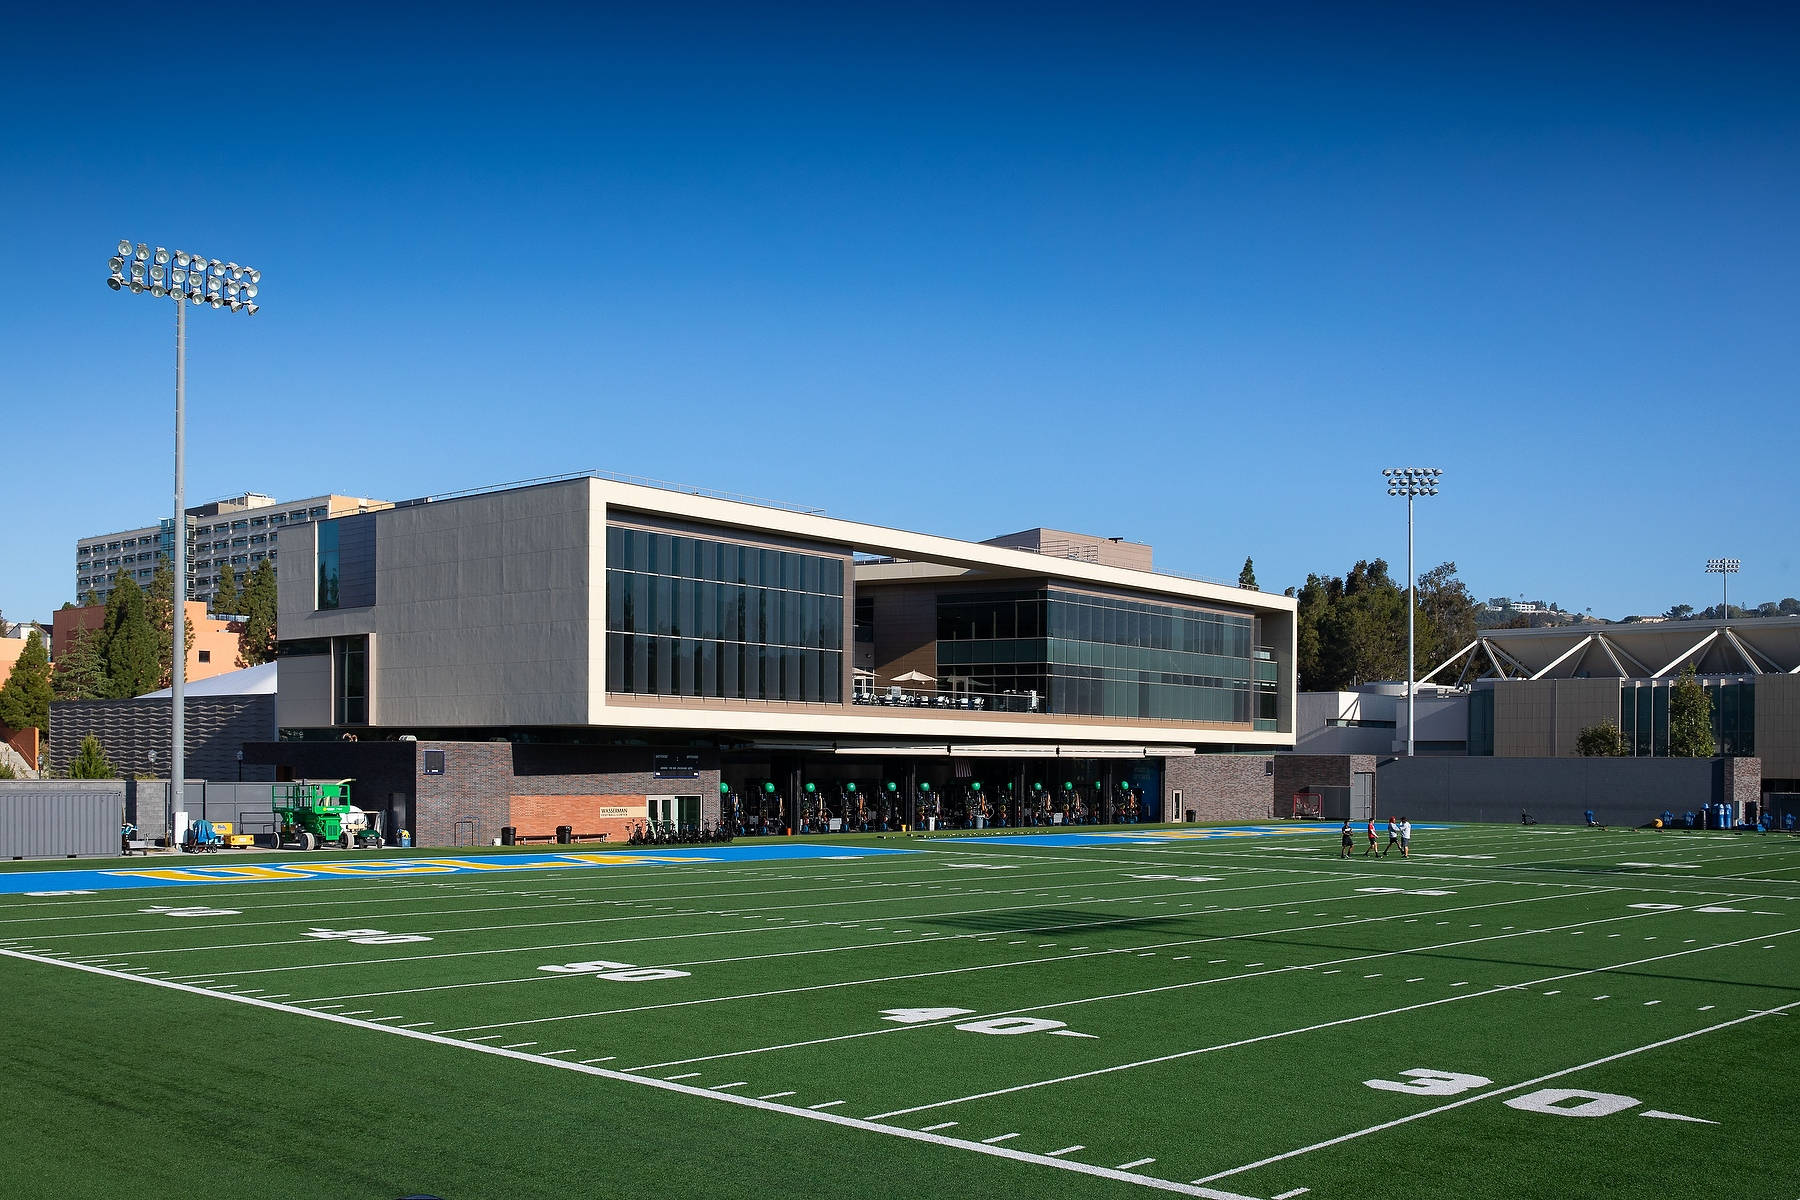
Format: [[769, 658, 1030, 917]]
[[514, 832, 611, 845]]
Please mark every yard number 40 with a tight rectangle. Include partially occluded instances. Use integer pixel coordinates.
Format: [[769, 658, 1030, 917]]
[[880, 1009, 1093, 1037], [538, 960, 690, 982]]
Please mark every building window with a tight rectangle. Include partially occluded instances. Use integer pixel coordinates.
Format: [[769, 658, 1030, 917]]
[[317, 520, 340, 609], [198, 650, 211, 663], [603, 525, 846, 703], [423, 749, 446, 775], [334, 635, 369, 725], [933, 588, 1259, 723]]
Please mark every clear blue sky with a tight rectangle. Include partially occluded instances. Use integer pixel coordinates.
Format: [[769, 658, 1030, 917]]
[[4, 2, 1796, 624]]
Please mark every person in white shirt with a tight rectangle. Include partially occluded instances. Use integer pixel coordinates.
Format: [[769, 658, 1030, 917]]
[[1398, 818, 1413, 859]]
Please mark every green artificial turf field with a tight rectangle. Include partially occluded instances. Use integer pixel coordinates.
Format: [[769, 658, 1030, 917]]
[[2, 823, 1796, 1200]]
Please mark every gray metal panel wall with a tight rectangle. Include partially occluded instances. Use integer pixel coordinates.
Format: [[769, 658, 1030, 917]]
[[0, 783, 125, 859], [49, 696, 277, 780], [127, 781, 283, 841], [1376, 756, 1737, 826]]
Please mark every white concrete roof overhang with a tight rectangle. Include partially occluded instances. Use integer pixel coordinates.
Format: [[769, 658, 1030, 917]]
[[594, 478, 1295, 615]]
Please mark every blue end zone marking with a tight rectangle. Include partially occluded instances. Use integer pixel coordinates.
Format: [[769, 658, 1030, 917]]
[[0, 842, 915, 895]]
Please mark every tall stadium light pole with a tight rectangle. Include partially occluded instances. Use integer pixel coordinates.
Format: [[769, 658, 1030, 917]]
[[108, 241, 260, 846], [1706, 558, 1739, 623], [1383, 467, 1441, 757]]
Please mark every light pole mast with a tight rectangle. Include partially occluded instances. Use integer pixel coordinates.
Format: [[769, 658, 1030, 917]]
[[108, 241, 260, 845], [1383, 467, 1441, 757], [1706, 558, 1739, 623]]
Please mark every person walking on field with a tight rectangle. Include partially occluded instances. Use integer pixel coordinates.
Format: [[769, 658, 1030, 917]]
[[1399, 818, 1413, 860], [1363, 817, 1379, 857], [1382, 815, 1401, 857], [1340, 819, 1354, 858]]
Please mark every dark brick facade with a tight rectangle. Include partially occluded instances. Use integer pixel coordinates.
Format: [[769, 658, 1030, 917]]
[[1271, 754, 1380, 818], [1163, 755, 1274, 822], [414, 742, 721, 847], [1723, 756, 1762, 815]]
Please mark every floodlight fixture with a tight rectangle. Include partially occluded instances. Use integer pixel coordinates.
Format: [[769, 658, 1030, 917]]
[[1706, 558, 1741, 621], [1382, 466, 1444, 757], [104, 236, 264, 856]]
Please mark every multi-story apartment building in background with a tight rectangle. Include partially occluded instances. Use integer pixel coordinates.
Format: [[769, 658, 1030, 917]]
[[74, 492, 389, 609]]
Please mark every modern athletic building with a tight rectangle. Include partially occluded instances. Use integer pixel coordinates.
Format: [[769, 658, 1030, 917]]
[[248, 474, 1297, 845], [75, 491, 389, 609], [1294, 618, 1799, 801]]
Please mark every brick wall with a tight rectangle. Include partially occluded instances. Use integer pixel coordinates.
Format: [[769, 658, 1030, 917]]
[[509, 795, 642, 841], [1724, 757, 1762, 814], [1271, 754, 1379, 818], [1163, 755, 1273, 821], [414, 741, 721, 848]]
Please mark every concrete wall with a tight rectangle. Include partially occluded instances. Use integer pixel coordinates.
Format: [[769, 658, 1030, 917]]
[[1753, 674, 1800, 782], [125, 781, 288, 843], [1493, 678, 1621, 757], [49, 696, 277, 780], [1375, 756, 1755, 826], [278, 480, 595, 730], [0, 782, 124, 859], [1163, 755, 1273, 821]]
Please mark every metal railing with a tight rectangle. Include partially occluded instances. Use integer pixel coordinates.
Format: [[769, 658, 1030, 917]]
[[852, 686, 1042, 713]]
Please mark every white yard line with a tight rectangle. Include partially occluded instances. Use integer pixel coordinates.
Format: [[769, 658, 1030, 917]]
[[0, 946, 1261, 1200], [864, 926, 1799, 1120], [450, 889, 1607, 1041], [622, 890, 1687, 1071], [1194, 1000, 1800, 1184]]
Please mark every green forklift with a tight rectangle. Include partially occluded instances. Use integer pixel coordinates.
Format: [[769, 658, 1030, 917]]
[[273, 780, 385, 850]]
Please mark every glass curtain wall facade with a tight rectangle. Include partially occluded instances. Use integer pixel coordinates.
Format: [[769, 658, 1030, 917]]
[[605, 525, 846, 703], [937, 588, 1265, 723], [1619, 679, 1755, 757]]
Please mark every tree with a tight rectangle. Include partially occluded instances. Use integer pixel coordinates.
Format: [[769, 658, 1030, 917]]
[[146, 560, 196, 690], [68, 733, 117, 780], [1575, 721, 1628, 757], [1294, 559, 1408, 690], [1667, 665, 1716, 758], [237, 559, 279, 667], [1665, 604, 1694, 621], [1415, 562, 1478, 679], [1757, 601, 1781, 618], [52, 625, 107, 702], [100, 572, 160, 699], [1238, 557, 1258, 591], [82, 589, 99, 608], [212, 562, 241, 616], [1781, 598, 1800, 616], [0, 629, 52, 736]]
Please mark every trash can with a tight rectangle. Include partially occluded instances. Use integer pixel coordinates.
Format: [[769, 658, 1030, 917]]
[[556, 825, 573, 844], [400, 830, 412, 848], [1185, 809, 1196, 823], [500, 826, 516, 846]]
